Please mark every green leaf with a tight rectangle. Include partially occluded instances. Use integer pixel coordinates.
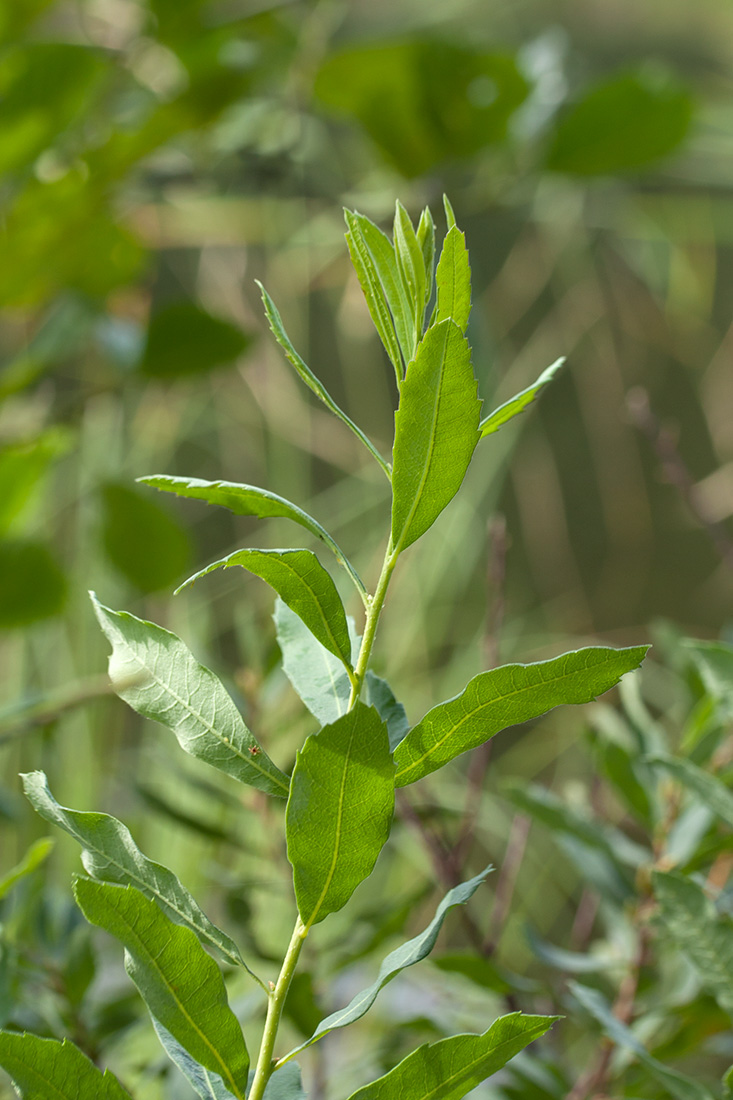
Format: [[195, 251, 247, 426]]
[[653, 870, 733, 1019], [479, 358, 565, 438], [0, 537, 67, 628], [101, 481, 192, 593], [250, 1064, 306, 1099], [22, 770, 248, 973], [435, 226, 471, 334], [0, 837, 54, 901], [416, 207, 436, 314], [273, 598, 358, 726], [91, 594, 290, 799], [391, 319, 481, 554], [0, 1032, 132, 1100], [178, 548, 353, 672], [343, 1012, 558, 1100], [394, 645, 648, 786], [393, 201, 426, 348], [138, 475, 366, 599], [684, 641, 733, 717], [256, 281, 390, 480], [365, 671, 409, 750], [443, 195, 457, 231], [286, 702, 394, 929], [646, 753, 733, 829], [344, 211, 414, 373], [74, 878, 249, 1100], [546, 70, 693, 176], [153, 1020, 234, 1100], [0, 428, 71, 538], [344, 209, 404, 381], [284, 869, 490, 1060], [569, 982, 715, 1100], [140, 301, 251, 379]]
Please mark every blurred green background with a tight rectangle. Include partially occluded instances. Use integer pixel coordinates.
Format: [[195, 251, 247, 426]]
[[1, 0, 733, 1094]]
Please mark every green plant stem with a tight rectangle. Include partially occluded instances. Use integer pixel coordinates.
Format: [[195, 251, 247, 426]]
[[248, 916, 307, 1100], [348, 541, 399, 708]]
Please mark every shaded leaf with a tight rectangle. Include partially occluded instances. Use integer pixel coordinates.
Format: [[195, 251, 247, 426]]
[[140, 301, 251, 379], [344, 1012, 558, 1100], [365, 671, 409, 750], [646, 753, 733, 829], [284, 869, 490, 1059], [684, 641, 733, 717], [0, 538, 67, 628], [274, 598, 358, 726], [179, 548, 353, 671], [435, 226, 471, 333], [394, 200, 426, 343], [547, 70, 693, 176], [416, 207, 436, 314], [153, 1020, 234, 1100], [394, 646, 648, 786], [286, 702, 394, 929], [257, 281, 390, 478], [139, 475, 366, 598], [74, 878, 249, 1099], [0, 429, 71, 537], [22, 770, 248, 973], [91, 594, 290, 798], [569, 982, 714, 1100], [250, 1064, 306, 1099], [0, 838, 54, 902], [391, 319, 481, 554], [0, 1032, 131, 1099], [479, 358, 565, 438], [101, 481, 191, 593]]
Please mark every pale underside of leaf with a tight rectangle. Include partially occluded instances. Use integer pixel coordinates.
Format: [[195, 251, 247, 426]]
[[274, 598, 358, 726], [479, 357, 565, 437]]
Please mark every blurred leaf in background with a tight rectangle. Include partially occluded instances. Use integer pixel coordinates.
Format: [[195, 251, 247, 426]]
[[100, 482, 191, 592]]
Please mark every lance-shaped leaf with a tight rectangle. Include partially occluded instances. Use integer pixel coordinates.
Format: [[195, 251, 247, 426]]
[[153, 1020, 234, 1100], [479, 358, 565, 438], [91, 594, 290, 799], [0, 1032, 132, 1100], [138, 476, 366, 599], [22, 770, 248, 973], [391, 319, 481, 554], [179, 549, 353, 673], [435, 225, 471, 334], [684, 640, 733, 717], [74, 878, 249, 1099], [256, 282, 390, 481], [0, 837, 54, 901], [394, 201, 426, 345], [646, 753, 733, 829], [653, 870, 733, 1019], [416, 207, 436, 315], [286, 702, 394, 930], [365, 671, 409, 750], [570, 982, 715, 1100], [274, 598, 357, 726], [283, 868, 490, 1061], [394, 645, 648, 787], [344, 1013, 558, 1100], [345, 210, 415, 370], [345, 210, 403, 380]]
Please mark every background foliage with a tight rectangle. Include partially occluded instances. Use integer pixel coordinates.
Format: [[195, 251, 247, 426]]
[[1, 0, 733, 1097]]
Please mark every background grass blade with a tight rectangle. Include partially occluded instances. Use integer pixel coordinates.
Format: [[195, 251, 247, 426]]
[[0, 1032, 132, 1099], [74, 878, 250, 1099], [92, 594, 290, 798], [394, 645, 648, 786]]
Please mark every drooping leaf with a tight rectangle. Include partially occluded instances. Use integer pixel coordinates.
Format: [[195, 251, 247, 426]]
[[101, 481, 191, 593], [391, 318, 481, 554], [653, 870, 733, 1020], [435, 226, 471, 334], [74, 878, 249, 1099], [0, 1032, 132, 1100], [256, 281, 390, 479], [546, 70, 693, 176], [284, 868, 490, 1059], [274, 598, 358, 726], [479, 358, 565, 438], [140, 301, 251, 379], [646, 753, 733, 830], [138, 475, 366, 599], [343, 1012, 558, 1100], [365, 671, 409, 750], [91, 594, 290, 799], [153, 1019, 233, 1100], [344, 209, 404, 381], [0, 537, 67, 628], [394, 645, 648, 786], [394, 201, 427, 343], [286, 702, 394, 929], [569, 982, 714, 1100], [0, 837, 54, 901], [178, 548, 353, 671], [22, 770, 248, 972]]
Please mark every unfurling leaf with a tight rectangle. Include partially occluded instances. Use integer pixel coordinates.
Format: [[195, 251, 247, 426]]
[[286, 702, 394, 929], [343, 1012, 558, 1100], [0, 1032, 132, 1100], [394, 645, 648, 786], [391, 319, 481, 554], [479, 357, 565, 437], [74, 878, 249, 1100], [393, 200, 427, 348], [91, 594, 289, 798], [178, 548, 353, 672]]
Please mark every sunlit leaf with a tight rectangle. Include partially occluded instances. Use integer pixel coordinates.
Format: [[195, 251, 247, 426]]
[[345, 209, 404, 380], [394, 646, 648, 786], [393, 200, 427, 340], [286, 702, 394, 929], [101, 481, 191, 593], [0, 428, 71, 537], [140, 301, 251, 379], [91, 594, 290, 798], [0, 537, 67, 628], [0, 1032, 131, 1099], [479, 359, 565, 438], [74, 878, 249, 1099], [416, 206, 436, 314], [435, 226, 471, 334]]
